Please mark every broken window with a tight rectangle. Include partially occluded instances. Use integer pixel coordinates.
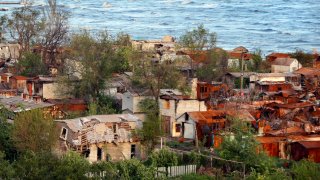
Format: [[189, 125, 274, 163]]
[[176, 124, 181, 133], [113, 124, 117, 133], [97, 147, 102, 161], [131, 144, 136, 158], [60, 127, 67, 140], [84, 149, 90, 158]]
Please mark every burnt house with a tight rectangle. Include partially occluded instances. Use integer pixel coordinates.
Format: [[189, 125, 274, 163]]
[[55, 114, 143, 162]]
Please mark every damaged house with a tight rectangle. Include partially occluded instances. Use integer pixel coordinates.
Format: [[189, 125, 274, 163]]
[[55, 114, 143, 163], [175, 109, 255, 147]]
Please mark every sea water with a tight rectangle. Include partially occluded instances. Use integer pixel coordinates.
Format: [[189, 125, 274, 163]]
[[1, 0, 319, 54]]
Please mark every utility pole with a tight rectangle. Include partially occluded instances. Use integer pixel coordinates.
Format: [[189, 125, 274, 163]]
[[240, 49, 248, 97]]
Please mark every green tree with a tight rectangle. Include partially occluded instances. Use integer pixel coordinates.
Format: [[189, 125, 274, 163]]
[[137, 99, 162, 153], [132, 55, 189, 102], [0, 105, 16, 161], [196, 49, 228, 82], [290, 49, 314, 67], [217, 118, 276, 173], [17, 52, 48, 76], [117, 158, 155, 180], [90, 161, 118, 179], [178, 24, 217, 78], [54, 151, 90, 180], [87, 94, 120, 116], [3, 5, 44, 55], [291, 159, 320, 180], [12, 109, 57, 153], [67, 31, 112, 100], [0, 151, 15, 179], [147, 148, 178, 168], [40, 0, 69, 65], [179, 24, 216, 51], [64, 31, 132, 101], [13, 151, 60, 179]]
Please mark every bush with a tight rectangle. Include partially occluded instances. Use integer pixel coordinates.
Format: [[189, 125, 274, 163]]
[[147, 148, 178, 167], [291, 159, 320, 180], [117, 158, 155, 180]]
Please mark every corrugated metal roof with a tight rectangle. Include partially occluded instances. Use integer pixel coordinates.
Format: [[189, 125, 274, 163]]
[[0, 96, 53, 112]]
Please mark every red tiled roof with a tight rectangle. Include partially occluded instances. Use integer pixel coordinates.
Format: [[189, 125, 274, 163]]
[[266, 53, 291, 62], [183, 50, 210, 63], [11, 76, 28, 80], [228, 52, 252, 60]]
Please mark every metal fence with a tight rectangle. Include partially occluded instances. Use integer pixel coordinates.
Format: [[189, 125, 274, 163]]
[[167, 147, 246, 178], [156, 164, 197, 178]]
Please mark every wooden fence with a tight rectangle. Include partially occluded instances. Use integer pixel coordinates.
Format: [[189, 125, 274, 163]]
[[156, 164, 197, 178]]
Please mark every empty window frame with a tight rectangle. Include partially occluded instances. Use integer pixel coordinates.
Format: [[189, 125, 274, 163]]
[[60, 127, 68, 140]]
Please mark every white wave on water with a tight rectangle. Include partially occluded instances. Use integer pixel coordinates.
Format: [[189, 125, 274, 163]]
[[203, 3, 219, 9], [181, 0, 194, 5], [0, 0, 318, 52], [102, 2, 112, 8]]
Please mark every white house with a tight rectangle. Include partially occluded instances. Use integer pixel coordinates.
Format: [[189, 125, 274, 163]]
[[159, 93, 207, 137], [271, 58, 302, 73]]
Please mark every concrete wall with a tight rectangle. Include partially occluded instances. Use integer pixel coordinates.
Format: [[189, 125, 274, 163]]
[[271, 65, 290, 73], [290, 59, 302, 72], [88, 142, 140, 163], [272, 60, 302, 73], [122, 92, 150, 113], [42, 82, 71, 99]]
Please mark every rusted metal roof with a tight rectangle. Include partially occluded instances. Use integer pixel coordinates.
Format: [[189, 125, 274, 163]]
[[266, 126, 305, 136], [294, 67, 320, 76], [187, 110, 226, 124], [266, 101, 314, 109], [11, 75, 28, 80], [297, 141, 320, 149], [256, 136, 284, 144]]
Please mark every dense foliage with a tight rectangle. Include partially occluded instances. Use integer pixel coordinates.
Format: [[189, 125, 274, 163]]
[[17, 52, 48, 77], [137, 98, 162, 153], [12, 109, 57, 153]]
